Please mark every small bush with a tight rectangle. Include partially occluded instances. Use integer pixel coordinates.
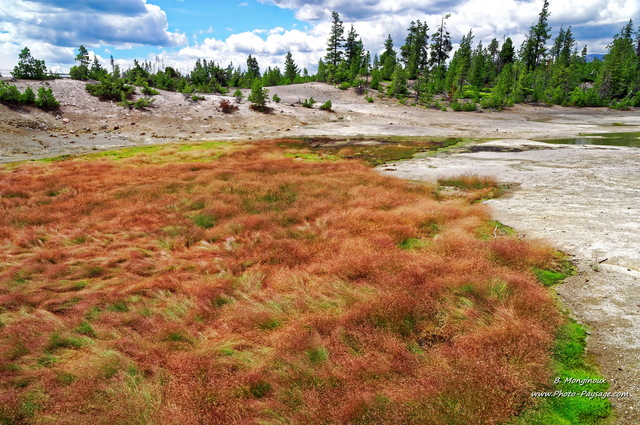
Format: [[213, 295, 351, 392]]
[[338, 82, 350, 90], [272, 93, 281, 103], [191, 95, 205, 102], [302, 97, 316, 108], [609, 97, 633, 111], [233, 89, 243, 99], [20, 86, 36, 104], [219, 99, 239, 114], [141, 84, 159, 96], [35, 87, 60, 108], [450, 101, 462, 111], [118, 96, 154, 110], [248, 80, 269, 111], [319, 99, 332, 111], [463, 102, 477, 112], [0, 82, 22, 103], [438, 174, 498, 190], [365, 95, 374, 103], [86, 77, 135, 101]]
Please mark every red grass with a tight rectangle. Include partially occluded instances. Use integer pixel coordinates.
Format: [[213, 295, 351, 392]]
[[0, 140, 562, 424]]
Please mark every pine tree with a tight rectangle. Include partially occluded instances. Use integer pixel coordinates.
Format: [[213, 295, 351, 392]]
[[521, 0, 552, 71], [446, 29, 474, 94], [469, 41, 489, 89], [387, 64, 408, 97], [498, 37, 515, 72], [248, 79, 269, 110], [325, 11, 345, 82], [246, 55, 260, 79], [11, 47, 47, 79], [380, 34, 397, 80], [70, 45, 91, 80], [429, 14, 452, 69], [284, 51, 299, 83], [401, 20, 429, 79], [344, 25, 365, 82], [597, 20, 639, 100]]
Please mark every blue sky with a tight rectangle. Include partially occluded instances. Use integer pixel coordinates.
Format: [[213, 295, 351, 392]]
[[0, 0, 638, 75]]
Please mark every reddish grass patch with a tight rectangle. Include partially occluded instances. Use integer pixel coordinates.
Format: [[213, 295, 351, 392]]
[[0, 140, 561, 423]]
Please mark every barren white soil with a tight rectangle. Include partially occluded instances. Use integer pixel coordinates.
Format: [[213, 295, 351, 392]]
[[2, 78, 640, 422]]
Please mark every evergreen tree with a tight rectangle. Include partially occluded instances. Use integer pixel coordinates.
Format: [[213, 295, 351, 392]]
[[12, 47, 47, 79], [246, 55, 260, 79], [446, 29, 474, 94], [499, 37, 515, 72], [401, 20, 430, 79], [316, 59, 327, 82], [485, 38, 500, 84], [344, 25, 365, 82], [70, 45, 91, 80], [76, 45, 90, 68], [89, 56, 108, 80], [284, 51, 299, 83], [325, 11, 345, 81], [596, 20, 639, 100], [248, 79, 269, 110], [380, 34, 397, 80], [521, 0, 552, 71], [469, 41, 489, 89], [430, 14, 452, 69], [387, 64, 408, 97]]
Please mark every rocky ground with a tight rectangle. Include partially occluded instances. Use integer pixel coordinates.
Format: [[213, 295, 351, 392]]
[[2, 78, 640, 422]]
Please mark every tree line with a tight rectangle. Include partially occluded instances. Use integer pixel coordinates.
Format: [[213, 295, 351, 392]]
[[6, 0, 640, 110], [319, 2, 640, 110]]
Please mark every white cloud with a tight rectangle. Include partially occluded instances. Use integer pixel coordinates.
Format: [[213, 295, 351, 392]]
[[1, 0, 634, 75], [170, 27, 326, 72], [0, 0, 187, 69]]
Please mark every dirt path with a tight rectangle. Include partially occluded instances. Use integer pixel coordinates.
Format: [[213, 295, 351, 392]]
[[381, 139, 640, 424]]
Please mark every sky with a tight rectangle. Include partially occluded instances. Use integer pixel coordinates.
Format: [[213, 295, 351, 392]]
[[0, 0, 638, 75]]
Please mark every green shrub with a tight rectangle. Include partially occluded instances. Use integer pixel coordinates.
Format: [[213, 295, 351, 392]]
[[233, 89, 243, 99], [141, 84, 159, 95], [191, 95, 205, 101], [609, 97, 634, 111], [365, 95, 374, 103], [118, 96, 154, 110], [450, 101, 462, 111], [35, 87, 60, 108], [338, 82, 350, 90], [20, 86, 36, 104], [272, 93, 281, 103], [12, 47, 47, 79], [86, 77, 135, 101], [319, 99, 332, 111], [0, 82, 22, 103], [462, 102, 477, 112], [248, 80, 269, 111], [302, 97, 316, 108]]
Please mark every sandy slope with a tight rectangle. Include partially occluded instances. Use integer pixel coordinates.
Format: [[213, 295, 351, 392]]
[[1, 78, 637, 163], [2, 78, 640, 422]]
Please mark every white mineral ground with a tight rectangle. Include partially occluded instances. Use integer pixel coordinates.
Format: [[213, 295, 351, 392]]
[[2, 79, 639, 422]]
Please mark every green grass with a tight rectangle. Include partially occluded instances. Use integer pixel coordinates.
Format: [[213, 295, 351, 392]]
[[288, 136, 470, 166], [511, 321, 612, 425], [306, 347, 329, 364], [533, 256, 575, 287], [31, 141, 236, 164], [191, 212, 216, 229], [399, 238, 431, 250]]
